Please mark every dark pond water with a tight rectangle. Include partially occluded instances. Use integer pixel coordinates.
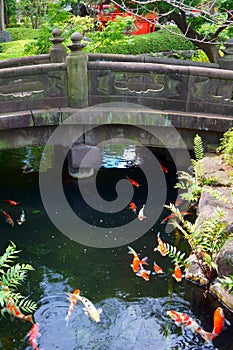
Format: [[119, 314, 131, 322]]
[[0, 146, 233, 350]]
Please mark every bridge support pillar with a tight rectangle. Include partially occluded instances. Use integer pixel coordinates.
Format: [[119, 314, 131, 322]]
[[67, 144, 101, 178], [66, 32, 88, 108]]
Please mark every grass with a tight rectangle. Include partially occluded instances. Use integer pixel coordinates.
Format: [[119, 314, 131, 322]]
[[0, 40, 34, 60]]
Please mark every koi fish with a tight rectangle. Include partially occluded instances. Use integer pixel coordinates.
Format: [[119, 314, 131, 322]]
[[172, 262, 183, 282], [153, 262, 164, 274], [1, 210, 14, 227], [65, 289, 80, 322], [4, 298, 33, 324], [126, 176, 140, 187], [3, 199, 19, 206], [129, 202, 137, 214], [160, 163, 168, 173], [212, 307, 228, 336], [167, 310, 215, 342], [138, 204, 146, 221], [74, 289, 102, 322], [17, 208, 26, 225], [128, 246, 148, 273], [162, 212, 189, 223], [174, 197, 182, 207], [29, 322, 40, 350], [153, 232, 167, 256], [136, 266, 151, 281]]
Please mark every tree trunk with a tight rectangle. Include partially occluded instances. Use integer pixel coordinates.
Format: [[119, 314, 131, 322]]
[[0, 0, 5, 31]]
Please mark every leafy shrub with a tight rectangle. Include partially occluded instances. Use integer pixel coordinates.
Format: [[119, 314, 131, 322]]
[[191, 49, 210, 63], [0, 40, 31, 60], [7, 27, 42, 41]]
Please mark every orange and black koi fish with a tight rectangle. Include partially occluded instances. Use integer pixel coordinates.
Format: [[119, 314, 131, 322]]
[[29, 322, 40, 350], [172, 262, 183, 282], [65, 289, 80, 322], [153, 262, 164, 275], [1, 210, 14, 227], [167, 310, 215, 342], [138, 204, 146, 221], [4, 298, 33, 324], [153, 232, 167, 256], [3, 199, 19, 206], [128, 246, 148, 273], [126, 176, 140, 187], [212, 307, 230, 337], [162, 211, 189, 224], [129, 202, 137, 214], [136, 266, 151, 281]]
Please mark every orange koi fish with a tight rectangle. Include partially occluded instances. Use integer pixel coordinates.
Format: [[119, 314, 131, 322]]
[[65, 289, 80, 322], [29, 322, 40, 350], [4, 298, 33, 324], [129, 202, 137, 214], [1, 210, 14, 227], [138, 204, 146, 221], [172, 262, 183, 282], [160, 163, 168, 173], [153, 232, 167, 256], [167, 310, 215, 342], [128, 246, 148, 273], [162, 212, 189, 224], [153, 262, 164, 274], [126, 176, 140, 187], [136, 266, 151, 281], [212, 307, 227, 337], [3, 199, 19, 206]]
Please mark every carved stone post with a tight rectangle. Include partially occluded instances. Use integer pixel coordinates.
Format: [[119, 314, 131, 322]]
[[218, 38, 233, 70], [66, 32, 88, 108], [49, 28, 66, 63]]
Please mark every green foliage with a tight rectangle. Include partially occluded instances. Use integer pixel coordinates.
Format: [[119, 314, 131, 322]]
[[217, 127, 233, 167], [8, 27, 41, 41], [218, 275, 233, 294], [191, 49, 210, 63], [164, 242, 188, 268], [0, 40, 31, 60], [164, 203, 233, 283], [194, 134, 204, 161], [0, 242, 37, 316], [175, 170, 202, 202]]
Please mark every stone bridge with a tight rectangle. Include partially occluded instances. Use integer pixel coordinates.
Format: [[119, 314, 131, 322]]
[[0, 29, 233, 174]]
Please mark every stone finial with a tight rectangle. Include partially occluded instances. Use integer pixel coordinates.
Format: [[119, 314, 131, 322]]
[[218, 38, 233, 70], [67, 32, 87, 54], [50, 28, 65, 45]]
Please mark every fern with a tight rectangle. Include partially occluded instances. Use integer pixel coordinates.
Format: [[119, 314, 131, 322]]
[[165, 242, 188, 268], [217, 275, 233, 294], [174, 171, 202, 202], [203, 187, 228, 204], [0, 242, 37, 317], [193, 134, 204, 161]]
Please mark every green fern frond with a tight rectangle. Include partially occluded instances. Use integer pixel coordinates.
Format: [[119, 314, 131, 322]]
[[217, 275, 233, 294], [203, 187, 228, 204], [2, 263, 34, 290], [194, 134, 204, 161], [165, 242, 188, 268], [0, 242, 20, 269]]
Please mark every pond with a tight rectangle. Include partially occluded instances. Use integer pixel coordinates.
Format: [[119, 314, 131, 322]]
[[0, 146, 233, 350]]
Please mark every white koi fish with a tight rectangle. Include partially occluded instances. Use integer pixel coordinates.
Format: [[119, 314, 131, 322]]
[[75, 289, 102, 323], [138, 204, 146, 221], [17, 208, 26, 225]]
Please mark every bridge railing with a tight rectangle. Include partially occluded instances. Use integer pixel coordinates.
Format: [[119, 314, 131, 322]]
[[0, 29, 232, 116]]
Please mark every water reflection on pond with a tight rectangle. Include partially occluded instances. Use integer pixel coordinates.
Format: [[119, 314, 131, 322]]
[[0, 146, 232, 350]]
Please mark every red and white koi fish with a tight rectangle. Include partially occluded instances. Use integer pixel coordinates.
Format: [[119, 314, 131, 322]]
[[138, 204, 146, 221], [162, 212, 189, 224], [153, 262, 164, 274], [172, 262, 183, 282], [136, 266, 151, 281], [129, 202, 137, 214], [167, 310, 215, 342], [212, 307, 230, 337], [17, 208, 26, 225], [65, 288, 80, 322], [74, 289, 102, 322], [3, 199, 19, 206], [126, 176, 140, 187], [4, 298, 33, 324], [160, 163, 168, 173], [128, 246, 148, 273], [153, 232, 167, 256], [1, 210, 14, 227], [29, 322, 40, 350]]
